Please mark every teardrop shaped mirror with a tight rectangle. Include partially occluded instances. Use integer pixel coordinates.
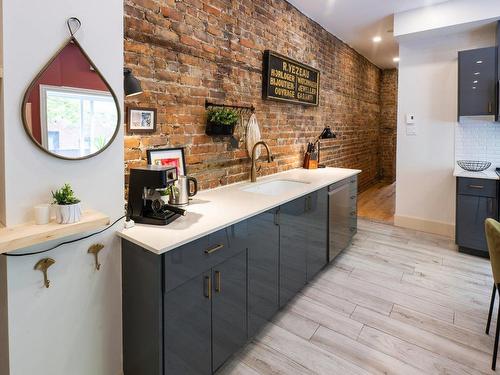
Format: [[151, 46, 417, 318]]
[[22, 29, 120, 160]]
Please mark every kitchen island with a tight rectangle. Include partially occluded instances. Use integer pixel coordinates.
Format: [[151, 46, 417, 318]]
[[118, 167, 360, 375]]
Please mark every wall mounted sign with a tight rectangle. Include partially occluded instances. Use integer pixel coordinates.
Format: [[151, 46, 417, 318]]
[[262, 50, 320, 106]]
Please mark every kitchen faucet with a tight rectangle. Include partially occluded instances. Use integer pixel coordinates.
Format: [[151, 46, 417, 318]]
[[250, 141, 273, 182]]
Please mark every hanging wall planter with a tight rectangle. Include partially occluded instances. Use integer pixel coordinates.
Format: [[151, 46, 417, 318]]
[[205, 107, 239, 136]]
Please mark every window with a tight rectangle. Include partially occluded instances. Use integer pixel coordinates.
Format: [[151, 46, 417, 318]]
[[40, 85, 117, 158]]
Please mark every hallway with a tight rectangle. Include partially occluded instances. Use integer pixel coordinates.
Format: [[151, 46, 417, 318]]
[[357, 181, 395, 224]]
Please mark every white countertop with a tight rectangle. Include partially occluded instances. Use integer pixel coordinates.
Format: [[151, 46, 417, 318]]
[[453, 167, 499, 180], [117, 167, 360, 255]]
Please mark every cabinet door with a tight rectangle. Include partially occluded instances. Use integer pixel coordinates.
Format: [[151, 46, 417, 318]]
[[247, 209, 279, 337], [456, 195, 498, 253], [306, 189, 328, 281], [458, 47, 497, 117], [279, 196, 308, 307], [164, 272, 212, 375], [212, 250, 247, 372]]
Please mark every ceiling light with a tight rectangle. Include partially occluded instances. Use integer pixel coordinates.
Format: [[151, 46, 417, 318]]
[[474, 72, 480, 75], [372, 36, 382, 43], [476, 60, 483, 64], [472, 86, 477, 90], [473, 80, 478, 84], [393, 57, 400, 63]]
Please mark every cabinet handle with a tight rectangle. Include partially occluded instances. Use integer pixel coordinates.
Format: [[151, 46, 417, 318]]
[[274, 211, 280, 226], [489, 198, 493, 214], [489, 101, 493, 113], [468, 185, 484, 189], [205, 244, 224, 254], [214, 271, 221, 293], [204, 276, 211, 299]]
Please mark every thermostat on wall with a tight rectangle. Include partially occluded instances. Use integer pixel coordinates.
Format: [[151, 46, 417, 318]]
[[406, 114, 416, 124]]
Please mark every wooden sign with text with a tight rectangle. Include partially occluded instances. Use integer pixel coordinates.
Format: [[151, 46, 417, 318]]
[[262, 50, 320, 106]]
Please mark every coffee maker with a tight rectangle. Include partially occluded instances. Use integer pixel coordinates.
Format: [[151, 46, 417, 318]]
[[128, 165, 186, 226]]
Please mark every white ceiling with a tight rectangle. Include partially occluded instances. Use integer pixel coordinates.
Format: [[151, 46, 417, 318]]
[[287, 0, 452, 69]]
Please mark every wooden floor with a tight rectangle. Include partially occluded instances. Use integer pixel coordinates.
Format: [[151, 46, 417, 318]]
[[219, 219, 497, 375], [358, 181, 395, 224]]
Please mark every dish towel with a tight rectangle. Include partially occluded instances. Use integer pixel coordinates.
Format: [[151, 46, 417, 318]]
[[246, 113, 261, 158]]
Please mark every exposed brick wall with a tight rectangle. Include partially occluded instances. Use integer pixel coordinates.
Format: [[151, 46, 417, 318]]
[[124, 0, 383, 192], [379, 69, 398, 183]]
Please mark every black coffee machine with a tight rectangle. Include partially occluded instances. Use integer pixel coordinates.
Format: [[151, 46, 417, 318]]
[[128, 165, 186, 225]]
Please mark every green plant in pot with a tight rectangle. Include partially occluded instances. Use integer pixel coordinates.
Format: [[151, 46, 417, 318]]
[[52, 183, 82, 224], [206, 107, 239, 135]]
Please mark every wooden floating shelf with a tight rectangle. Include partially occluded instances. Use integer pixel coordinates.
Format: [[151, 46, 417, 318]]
[[0, 210, 110, 254]]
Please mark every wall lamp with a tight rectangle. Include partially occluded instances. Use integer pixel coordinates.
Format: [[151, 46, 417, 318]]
[[124, 68, 143, 97], [317, 126, 337, 168]]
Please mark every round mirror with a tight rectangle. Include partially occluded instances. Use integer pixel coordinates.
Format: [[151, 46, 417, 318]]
[[22, 38, 120, 160]]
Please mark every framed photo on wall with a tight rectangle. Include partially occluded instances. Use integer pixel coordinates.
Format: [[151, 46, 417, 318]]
[[127, 107, 157, 134], [147, 147, 187, 176]]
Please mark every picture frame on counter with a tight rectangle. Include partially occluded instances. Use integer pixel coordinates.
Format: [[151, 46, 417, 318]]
[[147, 147, 187, 176], [127, 107, 157, 134]]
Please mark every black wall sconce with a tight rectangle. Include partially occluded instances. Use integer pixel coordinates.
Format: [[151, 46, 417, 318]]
[[124, 68, 143, 97], [317, 126, 337, 168]]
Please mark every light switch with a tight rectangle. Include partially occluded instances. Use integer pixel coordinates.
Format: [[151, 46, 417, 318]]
[[406, 114, 416, 124], [406, 125, 417, 136]]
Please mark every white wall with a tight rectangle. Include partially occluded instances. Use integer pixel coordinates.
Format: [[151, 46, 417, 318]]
[[0, 1, 124, 374], [395, 24, 496, 236]]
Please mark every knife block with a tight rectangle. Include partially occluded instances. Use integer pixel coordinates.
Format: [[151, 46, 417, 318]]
[[303, 153, 318, 169]]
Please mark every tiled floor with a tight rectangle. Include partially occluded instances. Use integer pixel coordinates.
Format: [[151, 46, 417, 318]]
[[219, 219, 496, 374]]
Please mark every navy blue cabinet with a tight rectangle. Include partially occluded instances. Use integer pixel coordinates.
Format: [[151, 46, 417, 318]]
[[279, 196, 308, 307], [279, 188, 328, 307], [306, 188, 328, 281], [247, 208, 279, 337], [458, 46, 498, 119], [165, 271, 212, 375], [212, 250, 247, 371], [123, 185, 337, 375], [456, 177, 499, 257]]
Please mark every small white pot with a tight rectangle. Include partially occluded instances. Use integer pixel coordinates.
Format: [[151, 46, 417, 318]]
[[55, 203, 82, 224]]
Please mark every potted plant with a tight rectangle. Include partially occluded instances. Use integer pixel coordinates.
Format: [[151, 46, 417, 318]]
[[206, 107, 239, 135], [52, 183, 82, 224]]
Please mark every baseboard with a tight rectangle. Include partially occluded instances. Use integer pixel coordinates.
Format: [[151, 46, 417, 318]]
[[394, 214, 455, 238]]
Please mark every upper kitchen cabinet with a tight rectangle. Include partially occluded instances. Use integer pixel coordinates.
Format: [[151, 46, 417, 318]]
[[458, 46, 498, 121]]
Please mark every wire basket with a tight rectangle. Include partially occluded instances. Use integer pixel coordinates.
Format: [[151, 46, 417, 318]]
[[457, 160, 491, 172]]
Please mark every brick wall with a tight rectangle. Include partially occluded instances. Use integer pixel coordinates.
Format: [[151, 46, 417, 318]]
[[124, 0, 385, 192], [379, 69, 398, 182]]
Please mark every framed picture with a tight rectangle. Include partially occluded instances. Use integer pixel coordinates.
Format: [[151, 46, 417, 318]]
[[127, 107, 157, 133], [147, 147, 187, 176]]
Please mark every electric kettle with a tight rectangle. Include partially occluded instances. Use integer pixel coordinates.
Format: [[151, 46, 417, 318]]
[[169, 175, 198, 207]]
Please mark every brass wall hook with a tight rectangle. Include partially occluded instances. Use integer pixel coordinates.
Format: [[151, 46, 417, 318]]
[[88, 244, 105, 270], [34, 258, 55, 288]]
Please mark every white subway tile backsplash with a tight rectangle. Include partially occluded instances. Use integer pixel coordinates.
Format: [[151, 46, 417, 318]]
[[455, 121, 500, 169]]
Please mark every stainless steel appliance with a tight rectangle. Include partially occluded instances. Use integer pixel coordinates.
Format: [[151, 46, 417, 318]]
[[328, 177, 357, 261], [169, 175, 198, 207]]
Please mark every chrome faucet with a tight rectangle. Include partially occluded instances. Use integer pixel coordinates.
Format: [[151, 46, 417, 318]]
[[250, 141, 273, 182]]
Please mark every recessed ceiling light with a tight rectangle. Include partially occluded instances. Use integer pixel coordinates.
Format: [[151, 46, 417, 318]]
[[473, 80, 478, 84], [393, 57, 400, 62], [472, 86, 477, 89], [474, 72, 480, 75], [372, 36, 382, 43], [476, 60, 483, 64]]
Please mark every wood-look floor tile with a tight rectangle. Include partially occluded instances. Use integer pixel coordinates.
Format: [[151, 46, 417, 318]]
[[220, 219, 496, 375]]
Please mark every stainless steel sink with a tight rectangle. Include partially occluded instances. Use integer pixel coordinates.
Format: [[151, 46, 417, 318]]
[[240, 179, 309, 196]]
